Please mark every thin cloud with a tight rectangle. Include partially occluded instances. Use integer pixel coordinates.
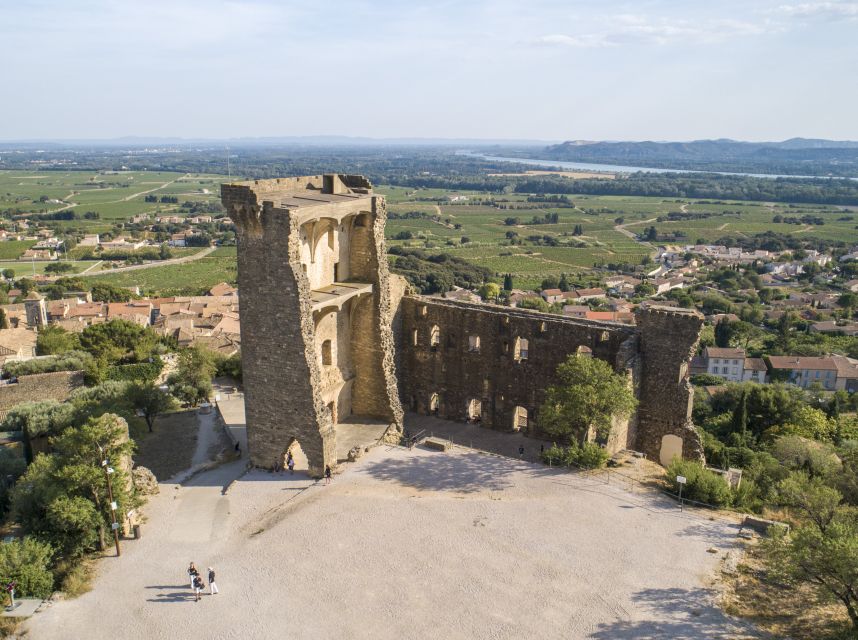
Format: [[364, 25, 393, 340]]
[[777, 1, 858, 17], [533, 15, 766, 49]]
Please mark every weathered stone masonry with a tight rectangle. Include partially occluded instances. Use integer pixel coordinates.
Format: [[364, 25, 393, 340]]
[[223, 175, 402, 477], [398, 298, 704, 461], [224, 174, 705, 472]]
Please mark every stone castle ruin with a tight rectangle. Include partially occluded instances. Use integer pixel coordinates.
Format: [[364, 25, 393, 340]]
[[222, 174, 705, 477]]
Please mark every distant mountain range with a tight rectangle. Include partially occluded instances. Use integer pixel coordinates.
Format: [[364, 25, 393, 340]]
[[535, 138, 858, 177]]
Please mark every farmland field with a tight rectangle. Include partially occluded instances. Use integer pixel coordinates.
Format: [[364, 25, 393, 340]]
[[3, 171, 858, 292], [80, 255, 237, 296]]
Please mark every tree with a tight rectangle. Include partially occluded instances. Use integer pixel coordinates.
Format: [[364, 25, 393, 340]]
[[167, 346, 216, 406], [477, 282, 500, 301], [36, 325, 80, 355], [0, 308, 7, 330], [558, 273, 570, 292], [89, 283, 134, 303], [44, 262, 74, 274], [763, 474, 858, 635], [127, 382, 174, 432], [79, 320, 157, 364], [2, 269, 15, 280], [503, 274, 513, 291], [0, 537, 54, 598], [539, 354, 637, 444], [714, 319, 732, 348]]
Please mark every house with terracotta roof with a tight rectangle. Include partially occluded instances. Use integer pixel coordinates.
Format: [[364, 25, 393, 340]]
[[766, 355, 838, 390], [107, 301, 154, 326], [208, 282, 238, 298], [540, 288, 564, 304]]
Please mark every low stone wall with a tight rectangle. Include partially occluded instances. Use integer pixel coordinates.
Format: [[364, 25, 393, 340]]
[[397, 297, 704, 462], [0, 370, 85, 418], [398, 296, 639, 452]]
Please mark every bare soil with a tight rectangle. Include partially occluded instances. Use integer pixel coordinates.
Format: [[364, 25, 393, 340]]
[[133, 410, 199, 480]]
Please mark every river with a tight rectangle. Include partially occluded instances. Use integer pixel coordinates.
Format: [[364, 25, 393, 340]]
[[458, 151, 850, 181]]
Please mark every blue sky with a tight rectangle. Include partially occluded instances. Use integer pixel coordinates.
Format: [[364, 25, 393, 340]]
[[2, 0, 856, 141]]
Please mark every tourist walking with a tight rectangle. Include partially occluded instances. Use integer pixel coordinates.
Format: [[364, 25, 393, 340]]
[[193, 575, 204, 602], [325, 465, 332, 485], [287, 453, 295, 475], [208, 567, 219, 595], [188, 562, 199, 590]]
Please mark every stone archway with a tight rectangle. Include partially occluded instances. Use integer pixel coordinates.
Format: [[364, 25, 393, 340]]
[[659, 434, 683, 466]]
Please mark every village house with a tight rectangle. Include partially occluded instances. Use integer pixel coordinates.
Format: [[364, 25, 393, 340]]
[[811, 321, 858, 336], [766, 355, 838, 391], [703, 347, 747, 383], [208, 282, 238, 298]]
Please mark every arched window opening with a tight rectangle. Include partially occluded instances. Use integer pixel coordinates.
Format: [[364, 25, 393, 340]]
[[467, 398, 482, 423], [354, 213, 368, 227], [430, 325, 440, 349], [468, 335, 481, 352], [429, 393, 440, 415], [513, 406, 528, 431], [321, 340, 332, 365]]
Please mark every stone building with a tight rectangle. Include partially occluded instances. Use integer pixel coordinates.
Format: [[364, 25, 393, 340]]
[[223, 175, 705, 476]]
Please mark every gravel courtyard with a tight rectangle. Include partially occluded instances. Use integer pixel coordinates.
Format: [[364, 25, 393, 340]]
[[25, 444, 756, 640]]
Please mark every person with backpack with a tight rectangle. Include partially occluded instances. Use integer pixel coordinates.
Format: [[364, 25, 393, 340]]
[[193, 575, 204, 602], [208, 567, 218, 595]]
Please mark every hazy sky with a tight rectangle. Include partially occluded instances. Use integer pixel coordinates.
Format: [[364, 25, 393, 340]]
[[2, 0, 857, 141]]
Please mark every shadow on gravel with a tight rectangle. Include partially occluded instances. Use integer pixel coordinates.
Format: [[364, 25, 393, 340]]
[[589, 586, 761, 640], [363, 450, 553, 493], [145, 590, 196, 604]]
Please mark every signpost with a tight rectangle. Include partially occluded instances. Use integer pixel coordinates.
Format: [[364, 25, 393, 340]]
[[676, 475, 687, 512]]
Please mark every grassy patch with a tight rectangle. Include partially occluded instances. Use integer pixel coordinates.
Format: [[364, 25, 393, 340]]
[[0, 240, 36, 260], [82, 256, 236, 296]]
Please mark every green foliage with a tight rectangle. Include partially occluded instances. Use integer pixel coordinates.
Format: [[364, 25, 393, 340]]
[[105, 358, 163, 383], [35, 325, 80, 356], [690, 373, 726, 386], [539, 354, 637, 444], [79, 320, 157, 365], [214, 352, 242, 381], [167, 346, 215, 406], [4, 350, 93, 378], [477, 282, 500, 301], [11, 414, 136, 560], [89, 283, 135, 303], [665, 458, 732, 507], [388, 246, 492, 294], [761, 473, 858, 633], [126, 382, 175, 432], [541, 442, 609, 469], [0, 401, 75, 440], [0, 538, 54, 599]]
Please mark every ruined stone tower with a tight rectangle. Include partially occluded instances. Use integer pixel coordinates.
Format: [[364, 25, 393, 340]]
[[225, 173, 706, 473], [222, 175, 403, 476]]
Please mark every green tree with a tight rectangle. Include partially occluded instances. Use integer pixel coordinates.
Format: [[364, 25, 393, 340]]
[[714, 320, 732, 348], [502, 274, 513, 291], [2, 269, 15, 280], [89, 283, 134, 303], [44, 262, 74, 274], [763, 473, 858, 635], [539, 354, 637, 444], [0, 537, 54, 599], [36, 325, 80, 356], [477, 282, 500, 301], [79, 320, 157, 365], [558, 273, 570, 292], [0, 308, 7, 330], [126, 382, 174, 432], [167, 346, 215, 406]]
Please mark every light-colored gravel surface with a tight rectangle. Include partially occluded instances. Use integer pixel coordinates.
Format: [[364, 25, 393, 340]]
[[25, 445, 758, 640]]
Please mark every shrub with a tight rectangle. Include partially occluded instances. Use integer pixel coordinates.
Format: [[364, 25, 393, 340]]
[[541, 442, 609, 469], [4, 351, 93, 378], [666, 458, 732, 507], [0, 537, 54, 598], [105, 358, 163, 383]]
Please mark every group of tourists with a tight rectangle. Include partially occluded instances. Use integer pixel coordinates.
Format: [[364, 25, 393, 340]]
[[187, 562, 219, 602], [272, 452, 296, 474]]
